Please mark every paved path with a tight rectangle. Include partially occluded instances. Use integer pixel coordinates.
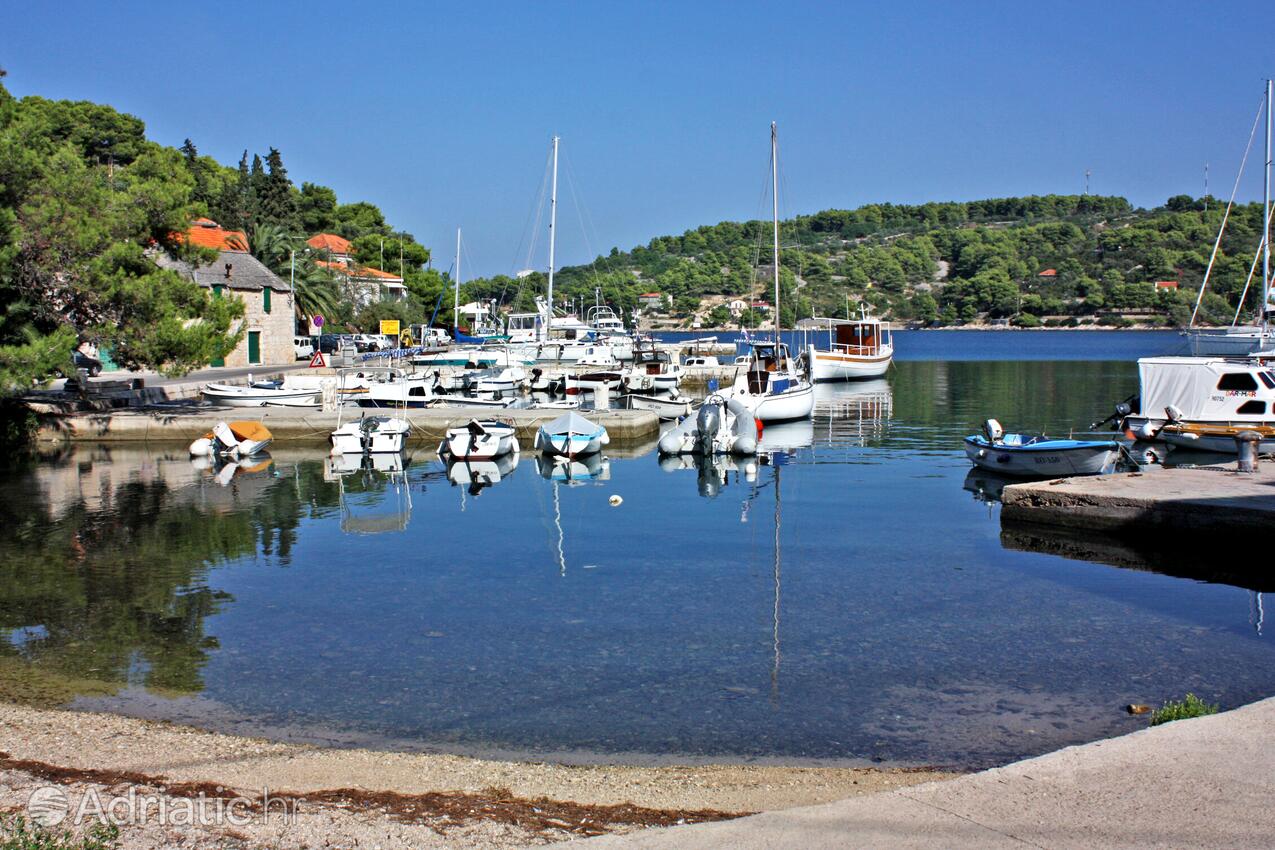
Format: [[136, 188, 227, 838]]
[[563, 696, 1275, 849]]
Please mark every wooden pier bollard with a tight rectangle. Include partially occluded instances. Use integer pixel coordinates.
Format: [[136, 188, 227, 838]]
[[1236, 430, 1262, 473]]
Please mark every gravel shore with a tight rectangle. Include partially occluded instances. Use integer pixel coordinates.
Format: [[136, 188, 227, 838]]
[[0, 703, 954, 849]]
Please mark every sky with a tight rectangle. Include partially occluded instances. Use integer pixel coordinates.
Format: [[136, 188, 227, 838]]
[[4, 0, 1275, 277]]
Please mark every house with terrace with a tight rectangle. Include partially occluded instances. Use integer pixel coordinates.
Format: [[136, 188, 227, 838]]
[[306, 232, 407, 309], [154, 219, 294, 367]]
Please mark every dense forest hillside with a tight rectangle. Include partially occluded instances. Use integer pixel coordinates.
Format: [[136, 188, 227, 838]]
[[465, 194, 1269, 330]]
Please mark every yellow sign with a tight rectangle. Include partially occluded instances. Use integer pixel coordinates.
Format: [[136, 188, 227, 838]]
[[379, 319, 401, 337]]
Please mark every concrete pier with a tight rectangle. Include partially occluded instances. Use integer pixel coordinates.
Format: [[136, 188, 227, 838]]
[[999, 465, 1275, 534], [36, 406, 660, 447]]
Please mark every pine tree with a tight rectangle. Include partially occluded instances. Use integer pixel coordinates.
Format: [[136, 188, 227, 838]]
[[257, 147, 299, 233]]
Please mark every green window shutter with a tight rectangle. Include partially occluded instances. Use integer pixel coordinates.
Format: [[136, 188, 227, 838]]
[[263, 287, 272, 313]]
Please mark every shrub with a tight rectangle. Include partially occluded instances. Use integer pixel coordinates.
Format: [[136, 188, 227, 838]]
[[1150, 693, 1219, 726], [0, 815, 120, 850]]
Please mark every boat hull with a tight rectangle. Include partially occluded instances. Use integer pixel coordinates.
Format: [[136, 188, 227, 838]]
[[963, 436, 1119, 477], [627, 393, 692, 420], [201, 384, 320, 407], [808, 349, 892, 382], [439, 421, 519, 460], [1161, 425, 1275, 454], [733, 382, 815, 423]]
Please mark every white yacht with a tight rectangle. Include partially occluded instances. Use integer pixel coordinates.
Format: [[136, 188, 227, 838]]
[[802, 309, 893, 382]]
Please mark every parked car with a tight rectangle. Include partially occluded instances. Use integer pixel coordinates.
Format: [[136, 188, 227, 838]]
[[55, 350, 103, 378], [353, 333, 384, 352], [316, 334, 342, 354], [294, 336, 315, 360]]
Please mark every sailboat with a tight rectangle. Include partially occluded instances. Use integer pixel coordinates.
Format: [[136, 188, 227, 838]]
[[1183, 80, 1275, 355], [727, 123, 814, 423]]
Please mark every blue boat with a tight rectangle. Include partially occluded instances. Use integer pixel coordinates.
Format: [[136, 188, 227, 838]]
[[964, 420, 1119, 477]]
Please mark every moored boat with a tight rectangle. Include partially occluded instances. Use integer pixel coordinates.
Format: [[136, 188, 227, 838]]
[[330, 415, 410, 455], [189, 420, 273, 459], [534, 411, 609, 457], [438, 419, 520, 460], [658, 394, 758, 455], [201, 382, 320, 408], [963, 419, 1119, 477], [1160, 422, 1275, 454], [626, 391, 693, 420], [801, 308, 893, 382]]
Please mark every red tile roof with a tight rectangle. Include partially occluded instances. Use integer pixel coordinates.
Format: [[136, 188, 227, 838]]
[[1154, 280, 1179, 289], [639, 292, 662, 298], [179, 221, 248, 252], [307, 233, 352, 254], [1038, 268, 1057, 277], [317, 260, 403, 282]]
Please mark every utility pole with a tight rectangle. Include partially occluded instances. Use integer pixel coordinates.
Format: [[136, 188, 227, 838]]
[[1204, 162, 1209, 211], [1084, 169, 1091, 195]]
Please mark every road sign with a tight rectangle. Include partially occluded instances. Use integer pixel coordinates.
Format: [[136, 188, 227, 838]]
[[313, 314, 325, 328], [308, 351, 327, 368], [380, 319, 401, 337]]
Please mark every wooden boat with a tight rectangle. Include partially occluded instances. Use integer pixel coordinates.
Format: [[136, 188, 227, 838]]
[[1160, 422, 1275, 454], [802, 308, 894, 382], [964, 420, 1119, 477], [438, 419, 520, 460], [188, 420, 273, 459], [534, 411, 609, 457], [201, 381, 320, 408]]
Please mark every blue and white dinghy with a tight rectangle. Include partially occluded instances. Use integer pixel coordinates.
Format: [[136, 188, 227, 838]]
[[963, 419, 1120, 477], [534, 411, 609, 457]]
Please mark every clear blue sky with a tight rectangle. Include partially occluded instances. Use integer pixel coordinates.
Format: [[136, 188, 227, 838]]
[[4, 0, 1273, 276]]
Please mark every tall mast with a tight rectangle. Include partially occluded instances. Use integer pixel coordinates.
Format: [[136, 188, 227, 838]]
[[454, 227, 461, 333], [771, 122, 781, 339], [1264, 80, 1272, 330], [546, 135, 560, 341]]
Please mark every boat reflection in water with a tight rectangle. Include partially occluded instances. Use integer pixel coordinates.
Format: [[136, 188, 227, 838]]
[[962, 468, 1018, 508], [657, 453, 758, 498], [325, 453, 412, 535], [812, 378, 892, 446], [535, 452, 610, 483], [446, 452, 521, 497], [190, 452, 275, 487]]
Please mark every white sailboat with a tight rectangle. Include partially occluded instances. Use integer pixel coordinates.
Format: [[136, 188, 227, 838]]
[[727, 123, 814, 423]]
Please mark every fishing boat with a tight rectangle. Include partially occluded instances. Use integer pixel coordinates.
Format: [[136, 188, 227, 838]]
[[188, 420, 273, 459], [201, 381, 320, 408], [1160, 422, 1275, 454], [963, 419, 1120, 477], [658, 394, 759, 455], [438, 419, 520, 460], [626, 391, 693, 420], [801, 307, 894, 381], [330, 415, 410, 455], [534, 411, 609, 457], [725, 123, 814, 423], [1117, 356, 1275, 440]]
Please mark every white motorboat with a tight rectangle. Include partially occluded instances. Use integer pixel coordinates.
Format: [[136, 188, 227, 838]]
[[330, 415, 410, 455], [624, 342, 684, 393], [728, 340, 815, 423], [801, 308, 893, 382], [534, 411, 609, 457], [964, 420, 1120, 477], [201, 381, 320, 408], [1117, 356, 1275, 440], [659, 394, 759, 455], [189, 420, 273, 459], [466, 365, 527, 394], [355, 369, 444, 409], [438, 419, 520, 460], [627, 391, 693, 420]]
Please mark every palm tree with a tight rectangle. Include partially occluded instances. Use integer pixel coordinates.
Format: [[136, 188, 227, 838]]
[[291, 256, 342, 329]]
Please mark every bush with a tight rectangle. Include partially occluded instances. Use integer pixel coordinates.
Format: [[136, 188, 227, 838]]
[[1011, 312, 1041, 328], [0, 815, 120, 850], [1150, 693, 1218, 726]]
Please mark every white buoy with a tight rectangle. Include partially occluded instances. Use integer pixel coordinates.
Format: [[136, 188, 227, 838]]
[[609, 494, 623, 507]]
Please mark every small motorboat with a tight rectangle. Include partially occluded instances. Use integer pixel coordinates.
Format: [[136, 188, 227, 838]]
[[534, 411, 609, 457], [438, 419, 520, 460], [626, 391, 693, 421], [201, 381, 321, 408], [330, 415, 410, 455], [963, 419, 1120, 477], [189, 420, 273, 459], [658, 395, 758, 456]]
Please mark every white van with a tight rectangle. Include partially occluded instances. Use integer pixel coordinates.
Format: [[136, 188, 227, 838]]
[[294, 336, 315, 360]]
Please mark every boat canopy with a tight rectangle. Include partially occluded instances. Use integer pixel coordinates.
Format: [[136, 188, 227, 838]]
[[1139, 356, 1275, 420]]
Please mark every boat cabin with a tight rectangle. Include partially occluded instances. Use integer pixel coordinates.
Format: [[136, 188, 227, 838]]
[[1138, 356, 1275, 423], [803, 316, 893, 356]]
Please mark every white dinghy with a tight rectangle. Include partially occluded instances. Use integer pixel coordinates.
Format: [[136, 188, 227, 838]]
[[438, 419, 520, 460]]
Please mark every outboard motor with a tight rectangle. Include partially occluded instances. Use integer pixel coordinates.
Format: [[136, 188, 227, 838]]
[[212, 421, 239, 455], [982, 419, 1004, 443], [696, 401, 722, 455]]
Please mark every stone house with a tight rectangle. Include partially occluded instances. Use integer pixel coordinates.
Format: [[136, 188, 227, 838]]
[[156, 220, 295, 367]]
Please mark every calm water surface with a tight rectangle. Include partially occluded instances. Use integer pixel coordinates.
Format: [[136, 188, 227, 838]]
[[2, 331, 1271, 769]]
